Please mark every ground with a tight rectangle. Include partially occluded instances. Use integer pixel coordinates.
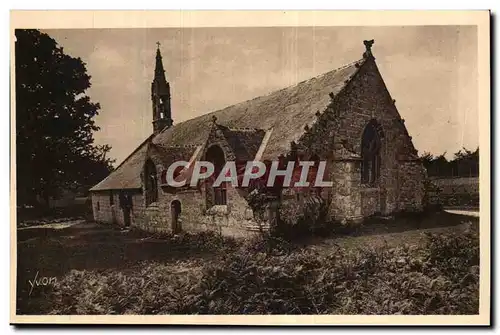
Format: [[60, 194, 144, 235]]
[[16, 210, 479, 315]]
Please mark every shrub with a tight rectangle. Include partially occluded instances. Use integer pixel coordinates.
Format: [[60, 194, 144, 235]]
[[277, 195, 328, 239], [49, 261, 203, 315], [126, 229, 239, 253]]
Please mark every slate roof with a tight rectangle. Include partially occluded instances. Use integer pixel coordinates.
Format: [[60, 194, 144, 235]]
[[90, 57, 365, 191], [148, 143, 198, 167], [218, 125, 267, 161], [90, 135, 152, 191]]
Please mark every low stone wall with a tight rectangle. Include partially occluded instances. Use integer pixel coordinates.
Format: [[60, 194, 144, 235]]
[[427, 177, 479, 209]]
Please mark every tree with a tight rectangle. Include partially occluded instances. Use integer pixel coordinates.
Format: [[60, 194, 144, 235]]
[[420, 147, 479, 178], [15, 29, 114, 207], [419, 152, 435, 171], [452, 147, 479, 177]]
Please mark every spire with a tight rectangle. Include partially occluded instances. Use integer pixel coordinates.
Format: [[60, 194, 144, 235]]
[[154, 41, 166, 79], [151, 42, 173, 134]]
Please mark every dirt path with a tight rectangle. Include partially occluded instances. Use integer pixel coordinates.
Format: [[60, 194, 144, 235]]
[[445, 209, 480, 217], [311, 220, 476, 252], [306, 210, 479, 252], [16, 221, 218, 312]]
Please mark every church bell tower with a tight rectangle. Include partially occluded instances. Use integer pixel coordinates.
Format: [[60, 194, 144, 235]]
[[151, 42, 173, 134]]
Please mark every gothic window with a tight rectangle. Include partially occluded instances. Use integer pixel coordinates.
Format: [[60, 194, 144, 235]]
[[361, 120, 383, 185], [145, 159, 158, 206], [205, 145, 227, 206]]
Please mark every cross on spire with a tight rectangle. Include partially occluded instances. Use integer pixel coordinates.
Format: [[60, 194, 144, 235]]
[[154, 42, 165, 78]]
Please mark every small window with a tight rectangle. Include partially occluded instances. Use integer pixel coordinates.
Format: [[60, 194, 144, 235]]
[[214, 182, 227, 205], [97, 201, 100, 211], [145, 159, 158, 206], [109, 192, 114, 205]]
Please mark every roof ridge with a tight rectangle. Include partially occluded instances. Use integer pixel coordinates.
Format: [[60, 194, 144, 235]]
[[160, 144, 199, 149], [154, 57, 365, 136], [255, 57, 366, 98], [226, 126, 266, 132], [293, 58, 365, 86], [335, 58, 365, 72]]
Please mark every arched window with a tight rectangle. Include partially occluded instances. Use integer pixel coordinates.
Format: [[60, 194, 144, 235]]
[[145, 159, 158, 205], [361, 120, 383, 185], [205, 145, 227, 206]]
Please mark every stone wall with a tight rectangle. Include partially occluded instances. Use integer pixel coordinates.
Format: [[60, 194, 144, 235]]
[[361, 187, 380, 217], [397, 161, 426, 212], [328, 160, 362, 222], [91, 192, 114, 224], [427, 177, 479, 209], [91, 191, 144, 227]]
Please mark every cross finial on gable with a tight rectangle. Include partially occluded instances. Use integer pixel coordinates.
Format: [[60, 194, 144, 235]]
[[363, 39, 375, 59], [211, 115, 217, 124], [156, 41, 161, 49]]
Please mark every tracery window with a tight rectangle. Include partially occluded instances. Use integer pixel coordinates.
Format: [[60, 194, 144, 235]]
[[361, 120, 383, 185]]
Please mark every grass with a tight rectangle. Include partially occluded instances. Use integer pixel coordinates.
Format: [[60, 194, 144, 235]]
[[16, 211, 480, 315]]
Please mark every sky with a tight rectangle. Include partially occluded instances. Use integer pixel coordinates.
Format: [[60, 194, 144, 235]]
[[44, 26, 478, 165]]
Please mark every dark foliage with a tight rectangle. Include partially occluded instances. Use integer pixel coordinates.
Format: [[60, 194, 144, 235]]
[[277, 196, 329, 238], [15, 29, 114, 207], [421, 147, 479, 178], [17, 201, 93, 224]]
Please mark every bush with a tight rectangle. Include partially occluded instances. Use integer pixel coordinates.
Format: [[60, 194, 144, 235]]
[[49, 261, 203, 315], [126, 229, 239, 253], [277, 195, 329, 239]]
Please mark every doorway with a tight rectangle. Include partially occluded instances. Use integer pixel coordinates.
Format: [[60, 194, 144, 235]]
[[380, 188, 387, 214], [119, 192, 132, 227], [170, 200, 182, 233]]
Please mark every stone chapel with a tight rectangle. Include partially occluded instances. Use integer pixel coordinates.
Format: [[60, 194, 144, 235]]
[[90, 40, 426, 237]]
